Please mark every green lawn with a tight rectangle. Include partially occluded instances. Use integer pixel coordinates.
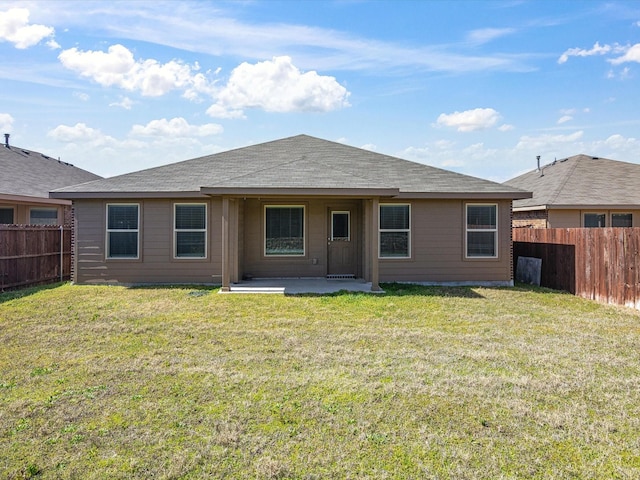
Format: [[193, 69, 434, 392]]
[[1, 282, 639, 479]]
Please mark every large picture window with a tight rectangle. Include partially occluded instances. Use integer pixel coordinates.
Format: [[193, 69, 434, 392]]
[[466, 204, 497, 258], [379, 204, 410, 258], [265, 206, 304, 256], [106, 204, 139, 259], [175, 204, 206, 258]]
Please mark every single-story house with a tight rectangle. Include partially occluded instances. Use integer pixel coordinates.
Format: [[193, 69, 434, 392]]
[[1, 134, 101, 225], [505, 154, 640, 228], [51, 134, 530, 291]]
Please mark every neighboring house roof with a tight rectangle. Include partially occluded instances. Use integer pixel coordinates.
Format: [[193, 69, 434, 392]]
[[505, 154, 640, 210], [52, 134, 530, 200], [0, 143, 101, 201]]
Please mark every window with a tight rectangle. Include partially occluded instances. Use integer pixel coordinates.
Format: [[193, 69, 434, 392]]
[[106, 204, 139, 259], [379, 204, 410, 258], [265, 206, 304, 256], [584, 213, 606, 228], [466, 204, 497, 258], [29, 208, 58, 225], [175, 204, 206, 258], [331, 211, 350, 241], [612, 213, 632, 227], [0, 207, 14, 224]]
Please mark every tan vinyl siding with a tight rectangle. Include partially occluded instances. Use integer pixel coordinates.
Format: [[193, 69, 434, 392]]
[[73, 199, 221, 285], [379, 199, 513, 283], [241, 198, 363, 279], [546, 209, 640, 228]]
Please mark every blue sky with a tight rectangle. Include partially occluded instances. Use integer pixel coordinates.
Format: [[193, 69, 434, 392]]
[[1, 1, 639, 182]]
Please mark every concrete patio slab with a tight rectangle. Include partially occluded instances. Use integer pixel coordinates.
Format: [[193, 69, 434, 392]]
[[220, 278, 383, 295]]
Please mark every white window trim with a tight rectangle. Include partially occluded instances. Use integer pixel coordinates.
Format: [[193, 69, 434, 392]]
[[264, 205, 306, 257], [331, 210, 351, 241], [106, 203, 140, 260], [379, 203, 411, 259], [174, 203, 207, 259], [465, 203, 498, 259]]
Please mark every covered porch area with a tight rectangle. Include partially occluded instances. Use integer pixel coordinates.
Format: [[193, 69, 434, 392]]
[[204, 188, 400, 294]]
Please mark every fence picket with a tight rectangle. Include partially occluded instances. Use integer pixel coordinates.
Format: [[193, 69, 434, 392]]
[[0, 226, 71, 289], [514, 227, 640, 309]]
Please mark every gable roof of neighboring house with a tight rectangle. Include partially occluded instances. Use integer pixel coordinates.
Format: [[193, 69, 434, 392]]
[[52, 134, 530, 200], [0, 143, 101, 201], [505, 154, 640, 210]]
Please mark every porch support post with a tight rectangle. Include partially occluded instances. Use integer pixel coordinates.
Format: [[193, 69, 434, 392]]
[[221, 195, 231, 292], [370, 197, 381, 292]]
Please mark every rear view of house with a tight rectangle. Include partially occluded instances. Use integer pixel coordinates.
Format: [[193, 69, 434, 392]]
[[51, 135, 530, 291], [0, 134, 101, 225]]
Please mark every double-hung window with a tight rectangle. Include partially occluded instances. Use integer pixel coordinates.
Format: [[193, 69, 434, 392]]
[[265, 206, 304, 256], [174, 203, 207, 258], [466, 204, 497, 258], [379, 204, 410, 258], [106, 204, 139, 259]]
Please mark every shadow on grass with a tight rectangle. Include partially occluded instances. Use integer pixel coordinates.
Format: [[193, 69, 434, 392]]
[[0, 281, 68, 304], [289, 283, 486, 299]]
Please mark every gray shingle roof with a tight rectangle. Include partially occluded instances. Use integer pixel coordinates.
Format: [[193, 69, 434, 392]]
[[505, 154, 640, 209], [52, 134, 529, 198], [0, 144, 101, 199]]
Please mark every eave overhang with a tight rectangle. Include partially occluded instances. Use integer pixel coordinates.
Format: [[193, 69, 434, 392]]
[[395, 191, 532, 200], [50, 191, 207, 200], [513, 203, 640, 211], [1, 193, 71, 205], [199, 187, 401, 197]]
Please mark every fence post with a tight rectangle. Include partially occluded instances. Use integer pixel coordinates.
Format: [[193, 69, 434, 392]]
[[60, 225, 64, 283]]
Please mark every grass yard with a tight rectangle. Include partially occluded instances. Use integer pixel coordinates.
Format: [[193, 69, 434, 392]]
[[1, 283, 640, 479]]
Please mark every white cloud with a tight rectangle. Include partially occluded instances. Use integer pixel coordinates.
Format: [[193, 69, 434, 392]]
[[47, 122, 114, 144], [109, 96, 134, 110], [557, 115, 573, 124], [609, 43, 640, 65], [130, 117, 222, 137], [0, 112, 14, 132], [558, 42, 612, 64], [207, 56, 350, 118], [515, 131, 584, 151], [58, 44, 216, 97], [498, 124, 515, 132], [435, 108, 501, 132], [360, 143, 377, 151], [0, 8, 55, 49]]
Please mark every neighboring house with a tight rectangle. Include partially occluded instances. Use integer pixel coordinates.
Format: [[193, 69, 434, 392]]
[[51, 134, 530, 290], [0, 135, 101, 225], [505, 154, 640, 228]]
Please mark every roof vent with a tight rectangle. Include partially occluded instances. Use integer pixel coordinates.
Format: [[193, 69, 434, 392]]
[[4, 133, 9, 148], [536, 155, 544, 177], [592, 156, 599, 160]]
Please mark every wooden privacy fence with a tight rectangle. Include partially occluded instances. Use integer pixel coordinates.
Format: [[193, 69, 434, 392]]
[[513, 227, 640, 309], [0, 225, 71, 290]]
